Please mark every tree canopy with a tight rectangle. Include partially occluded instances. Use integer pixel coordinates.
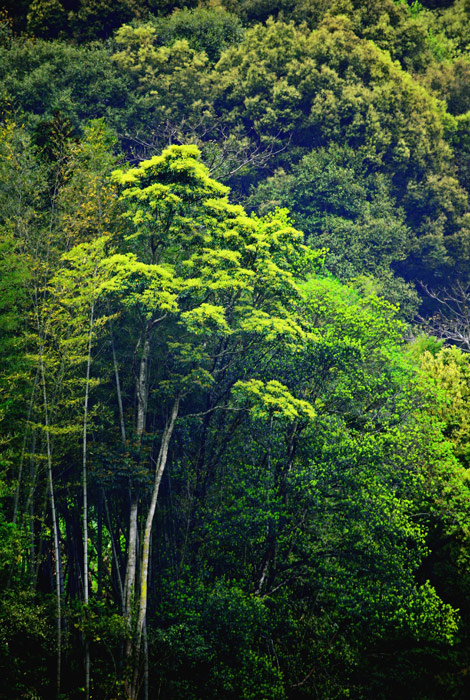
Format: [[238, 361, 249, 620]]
[[3, 2, 470, 699]]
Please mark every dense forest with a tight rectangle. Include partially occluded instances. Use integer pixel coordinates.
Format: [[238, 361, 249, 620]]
[[4, 1, 470, 698]]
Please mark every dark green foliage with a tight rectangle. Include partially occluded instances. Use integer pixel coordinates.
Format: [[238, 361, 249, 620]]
[[248, 144, 419, 315], [0, 592, 54, 699], [212, 15, 453, 202], [149, 6, 244, 62], [143, 274, 462, 698], [3, 2, 470, 698], [0, 38, 132, 134], [425, 57, 470, 116], [7, 0, 200, 42]]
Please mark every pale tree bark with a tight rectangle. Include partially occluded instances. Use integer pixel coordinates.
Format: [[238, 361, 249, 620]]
[[124, 497, 138, 618], [124, 330, 150, 619], [111, 336, 127, 612], [124, 324, 150, 622], [112, 337, 127, 447], [136, 332, 150, 438], [123, 326, 151, 699], [130, 397, 180, 700], [82, 296, 95, 700], [39, 352, 62, 698]]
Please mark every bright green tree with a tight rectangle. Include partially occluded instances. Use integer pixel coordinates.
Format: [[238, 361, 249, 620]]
[[95, 143, 316, 697]]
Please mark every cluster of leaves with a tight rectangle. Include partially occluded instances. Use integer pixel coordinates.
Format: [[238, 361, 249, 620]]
[[3, 0, 470, 307], [3, 1, 470, 698], [1, 124, 470, 698]]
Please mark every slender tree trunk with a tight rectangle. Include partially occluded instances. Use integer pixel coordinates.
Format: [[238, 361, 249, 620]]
[[12, 366, 40, 525], [143, 621, 149, 700], [112, 336, 127, 446], [82, 298, 95, 700], [103, 491, 124, 609], [40, 354, 62, 698], [124, 328, 150, 698], [111, 337, 127, 611], [124, 329, 150, 618], [124, 497, 138, 618], [29, 455, 36, 588], [136, 333, 150, 438], [97, 491, 103, 600], [130, 398, 180, 699]]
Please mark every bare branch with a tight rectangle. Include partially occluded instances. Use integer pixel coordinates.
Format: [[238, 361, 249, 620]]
[[418, 281, 470, 351], [119, 119, 290, 184]]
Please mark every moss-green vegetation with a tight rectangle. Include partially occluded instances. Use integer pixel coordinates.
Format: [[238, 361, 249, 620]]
[[3, 2, 470, 698]]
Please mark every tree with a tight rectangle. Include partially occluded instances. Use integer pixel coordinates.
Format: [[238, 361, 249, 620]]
[[248, 143, 419, 316], [95, 143, 316, 697], [214, 16, 451, 182], [0, 38, 132, 136], [134, 274, 462, 699], [149, 6, 244, 63], [112, 24, 215, 149]]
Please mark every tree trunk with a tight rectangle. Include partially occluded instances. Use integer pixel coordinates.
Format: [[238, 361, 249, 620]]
[[125, 329, 150, 619], [103, 491, 124, 608], [40, 354, 62, 698], [82, 298, 95, 700], [130, 397, 180, 700], [124, 328, 150, 698]]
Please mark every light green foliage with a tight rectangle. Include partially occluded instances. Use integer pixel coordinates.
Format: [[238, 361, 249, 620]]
[[113, 24, 214, 130], [420, 345, 470, 467], [103, 148, 462, 694], [4, 5, 470, 694], [106, 145, 313, 401], [214, 16, 451, 181], [32, 236, 110, 450], [100, 252, 180, 314], [234, 378, 316, 420]]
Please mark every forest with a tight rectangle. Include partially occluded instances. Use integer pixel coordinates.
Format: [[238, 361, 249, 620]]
[[3, 0, 470, 698]]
